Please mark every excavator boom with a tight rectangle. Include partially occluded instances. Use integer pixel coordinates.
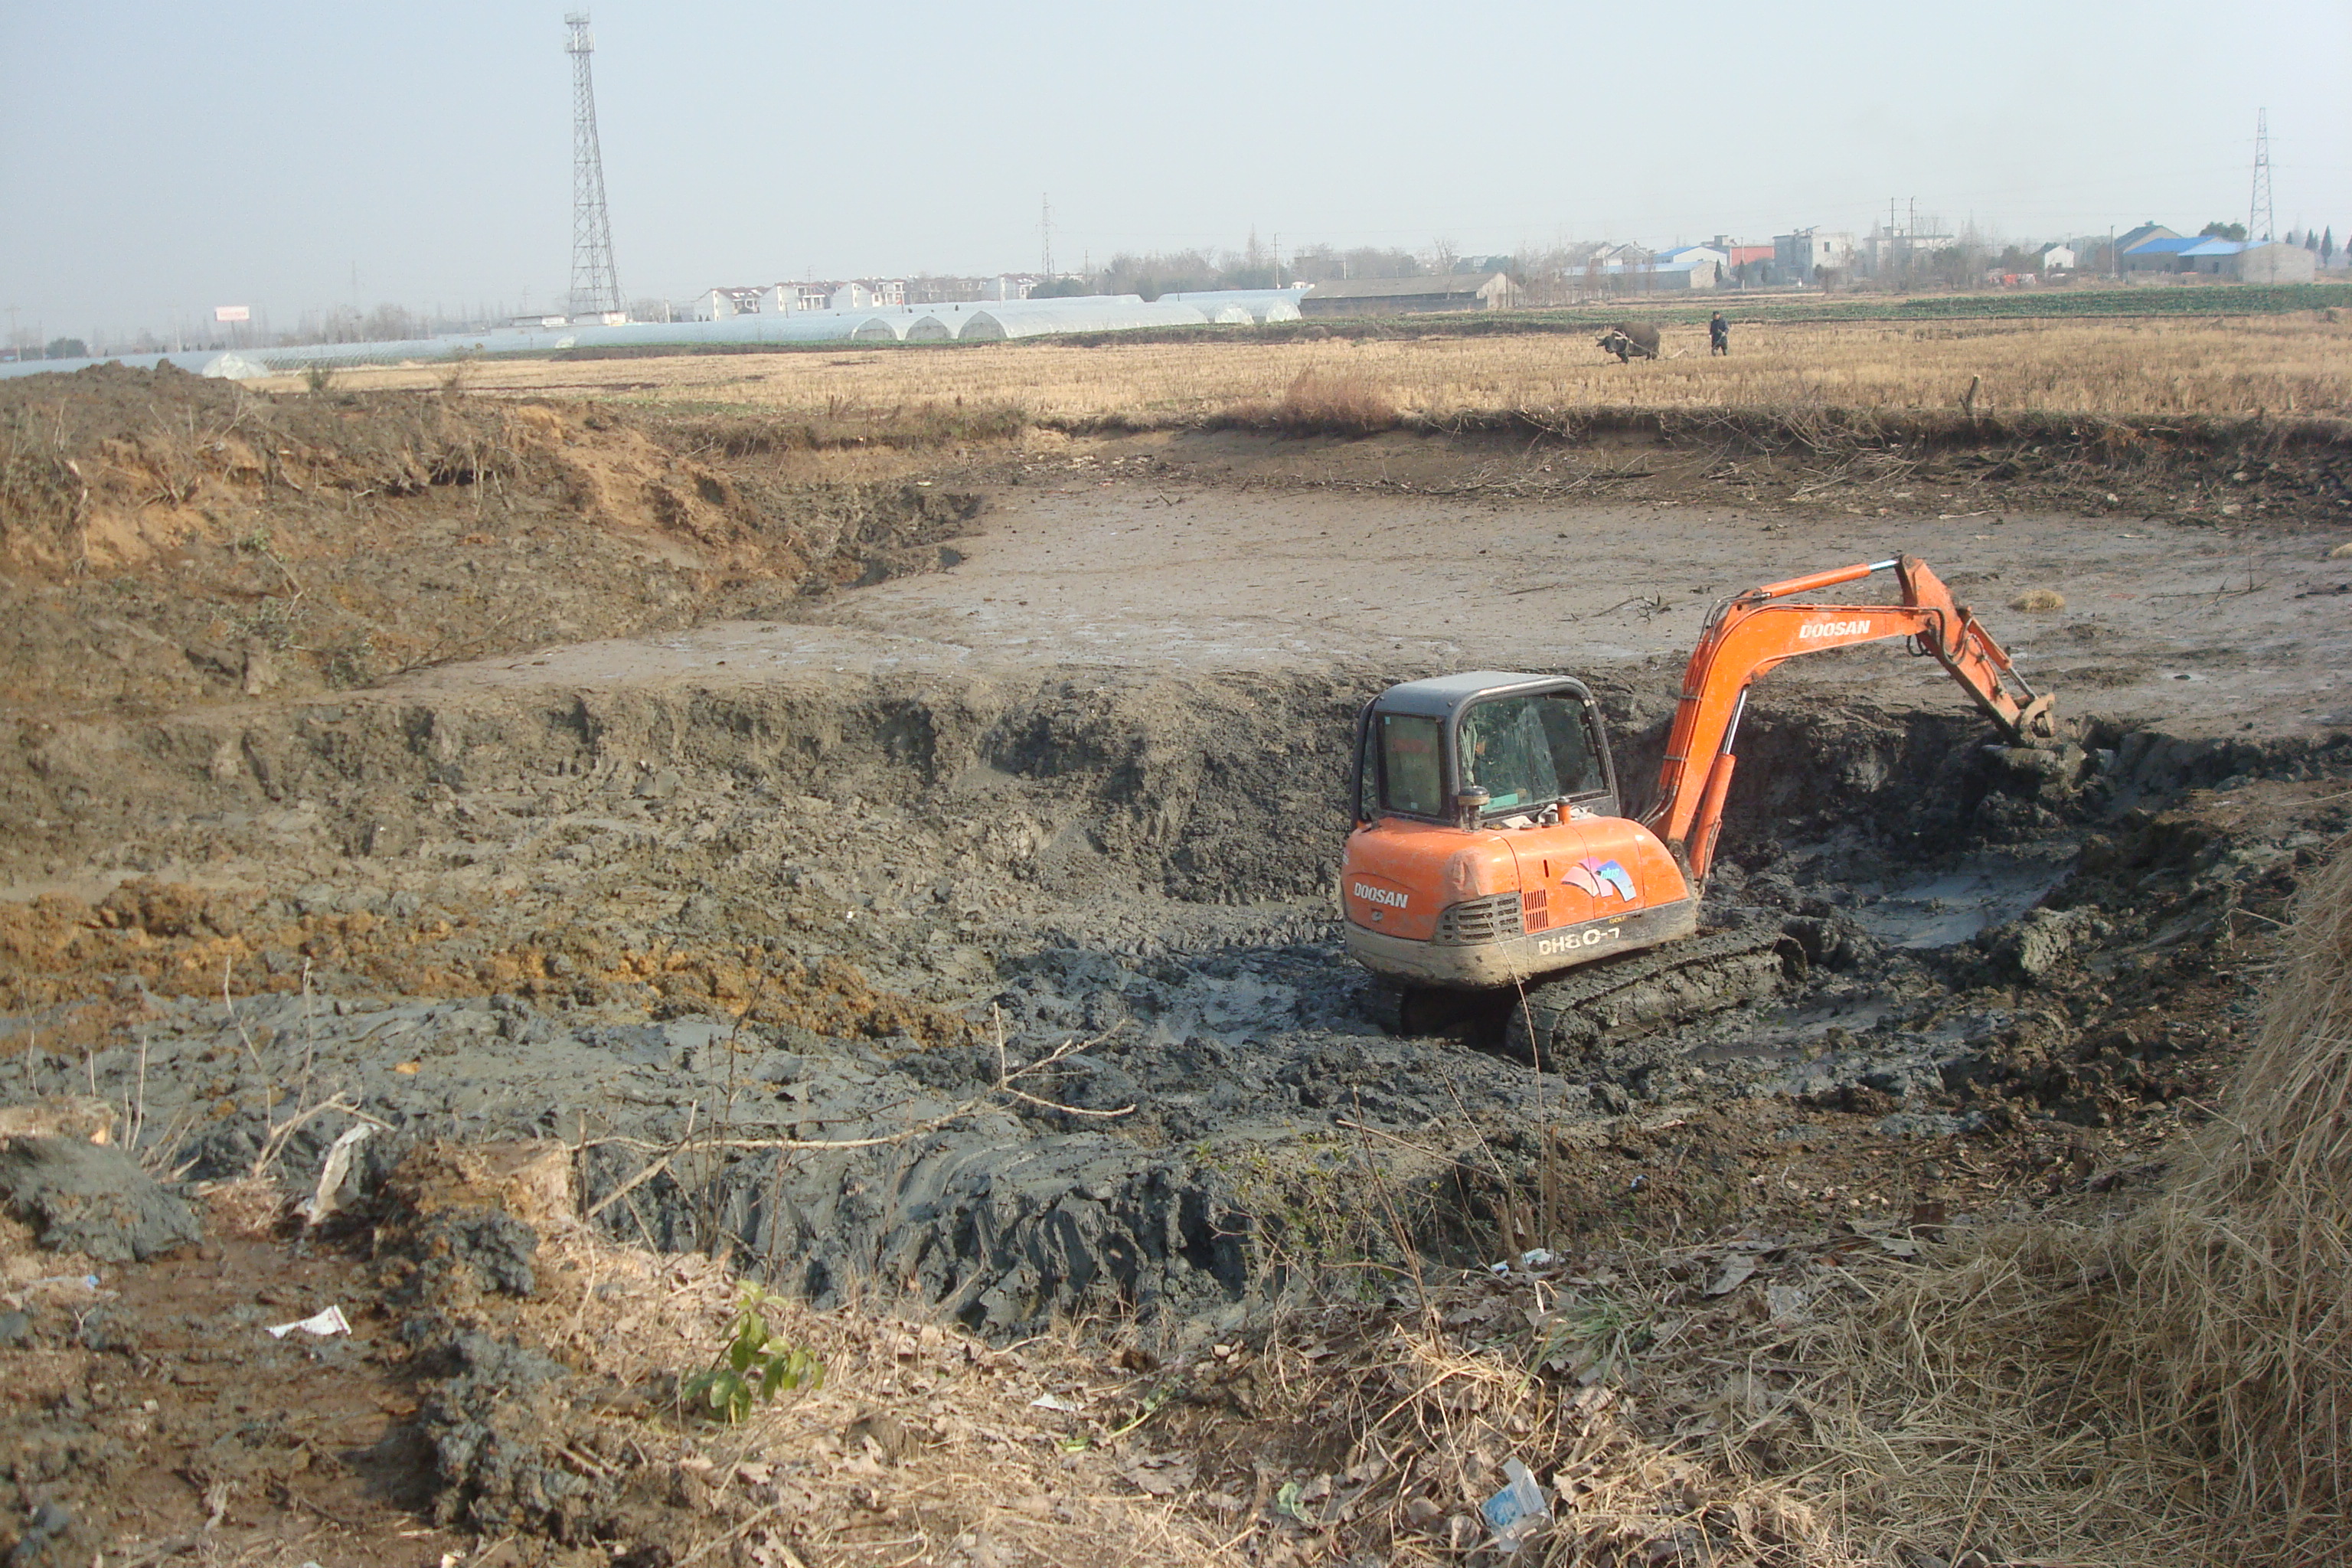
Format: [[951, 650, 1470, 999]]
[[1646, 555, 2054, 879]]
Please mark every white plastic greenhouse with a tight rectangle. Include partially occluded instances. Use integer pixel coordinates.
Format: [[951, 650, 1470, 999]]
[[0, 289, 1304, 381]]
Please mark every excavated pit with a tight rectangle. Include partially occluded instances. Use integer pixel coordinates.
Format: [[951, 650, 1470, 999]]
[[5, 658, 2342, 1338]]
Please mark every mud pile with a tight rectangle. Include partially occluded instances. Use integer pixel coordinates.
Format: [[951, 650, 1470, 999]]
[[0, 365, 982, 717]]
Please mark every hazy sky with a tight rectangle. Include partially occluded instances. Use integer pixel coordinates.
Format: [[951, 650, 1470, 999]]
[[4, 0, 2346, 339]]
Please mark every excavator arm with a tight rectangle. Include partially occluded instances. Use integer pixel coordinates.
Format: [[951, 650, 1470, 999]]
[[1645, 555, 2056, 882]]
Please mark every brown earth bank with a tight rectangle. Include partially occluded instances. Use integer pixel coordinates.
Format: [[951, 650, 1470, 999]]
[[1, 367, 2350, 1566], [0, 364, 985, 719]]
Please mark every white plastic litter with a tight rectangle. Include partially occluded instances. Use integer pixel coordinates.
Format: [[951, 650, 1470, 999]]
[[265, 1304, 351, 1339], [299, 1123, 373, 1227], [1480, 1459, 1551, 1549], [1028, 1393, 1082, 1413]]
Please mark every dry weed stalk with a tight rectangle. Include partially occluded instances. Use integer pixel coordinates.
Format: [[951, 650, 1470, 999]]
[[1205, 1287, 1857, 1566], [1270, 368, 1400, 434], [1794, 838, 2352, 1566], [2102, 836, 2352, 1552]]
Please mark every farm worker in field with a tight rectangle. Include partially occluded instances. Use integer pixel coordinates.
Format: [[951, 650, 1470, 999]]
[[1709, 312, 1730, 356]]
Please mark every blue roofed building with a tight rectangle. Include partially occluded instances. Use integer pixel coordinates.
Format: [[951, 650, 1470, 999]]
[[2118, 231, 2314, 281], [2122, 235, 2245, 273]]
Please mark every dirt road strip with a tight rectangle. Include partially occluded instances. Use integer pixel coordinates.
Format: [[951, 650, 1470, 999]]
[[390, 487, 2352, 740]]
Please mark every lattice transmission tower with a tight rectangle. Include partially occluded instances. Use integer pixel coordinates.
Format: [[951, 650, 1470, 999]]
[[566, 11, 623, 320], [2248, 108, 2275, 243]]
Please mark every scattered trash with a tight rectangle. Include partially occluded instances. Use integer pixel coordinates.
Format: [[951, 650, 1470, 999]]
[[299, 1122, 373, 1227], [1520, 1249, 1557, 1269], [22, 1272, 102, 1294], [1027, 1393, 1081, 1413], [265, 1304, 352, 1339], [1766, 1283, 1814, 1325], [1488, 1260, 1512, 1275], [1480, 1458, 1550, 1549]]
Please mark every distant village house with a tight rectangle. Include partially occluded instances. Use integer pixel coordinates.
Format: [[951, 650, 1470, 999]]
[[1299, 273, 1519, 315]]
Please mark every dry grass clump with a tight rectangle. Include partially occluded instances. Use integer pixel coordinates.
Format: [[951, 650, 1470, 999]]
[[2328, 541, 2352, 560], [1178, 1292, 1859, 1566], [1268, 368, 1400, 433], [2008, 587, 2068, 612], [2096, 838, 2352, 1553], [1797, 838, 2352, 1565]]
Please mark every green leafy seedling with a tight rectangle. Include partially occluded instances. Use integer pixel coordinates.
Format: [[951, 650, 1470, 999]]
[[681, 1285, 824, 1424]]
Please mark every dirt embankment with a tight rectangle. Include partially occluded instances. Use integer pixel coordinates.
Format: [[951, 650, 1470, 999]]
[[0, 365, 982, 717], [1021, 403, 2352, 534]]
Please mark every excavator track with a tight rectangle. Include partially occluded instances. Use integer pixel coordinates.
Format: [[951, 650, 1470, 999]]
[[1498, 923, 1808, 1071]]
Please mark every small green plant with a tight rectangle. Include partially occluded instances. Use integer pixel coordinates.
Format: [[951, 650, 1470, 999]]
[[681, 1285, 823, 1423], [1528, 1295, 1653, 1388], [1056, 1383, 1173, 1453], [303, 363, 335, 395]]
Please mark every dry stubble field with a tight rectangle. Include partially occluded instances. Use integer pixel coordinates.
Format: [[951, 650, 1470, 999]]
[[274, 312, 2352, 421]]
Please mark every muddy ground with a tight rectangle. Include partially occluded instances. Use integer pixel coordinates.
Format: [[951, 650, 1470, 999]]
[[0, 368, 2348, 1566]]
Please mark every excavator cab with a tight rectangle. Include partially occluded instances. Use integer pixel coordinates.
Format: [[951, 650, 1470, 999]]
[[1351, 675, 1621, 831]]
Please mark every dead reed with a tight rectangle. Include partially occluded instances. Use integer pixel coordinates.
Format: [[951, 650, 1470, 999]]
[[2099, 835, 2352, 1554], [1266, 368, 1402, 434], [1798, 838, 2352, 1565]]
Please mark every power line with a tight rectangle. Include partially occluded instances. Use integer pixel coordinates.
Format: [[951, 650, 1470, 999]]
[[566, 12, 622, 320]]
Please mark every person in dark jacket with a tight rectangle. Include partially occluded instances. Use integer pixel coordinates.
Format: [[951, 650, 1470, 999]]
[[1708, 312, 1730, 355]]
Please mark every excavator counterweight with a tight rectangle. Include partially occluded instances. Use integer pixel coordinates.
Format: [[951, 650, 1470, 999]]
[[1339, 554, 2054, 1058]]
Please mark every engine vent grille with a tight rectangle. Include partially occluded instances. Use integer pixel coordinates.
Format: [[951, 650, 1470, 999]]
[[1433, 892, 1526, 946]]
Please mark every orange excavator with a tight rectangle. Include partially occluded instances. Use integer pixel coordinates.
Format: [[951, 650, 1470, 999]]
[[1341, 556, 2057, 1060]]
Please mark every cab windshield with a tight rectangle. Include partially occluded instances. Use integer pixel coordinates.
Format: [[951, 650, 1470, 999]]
[[1459, 694, 1606, 812]]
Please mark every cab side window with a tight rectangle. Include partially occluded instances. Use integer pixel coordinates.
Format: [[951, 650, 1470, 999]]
[[1377, 714, 1445, 817]]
